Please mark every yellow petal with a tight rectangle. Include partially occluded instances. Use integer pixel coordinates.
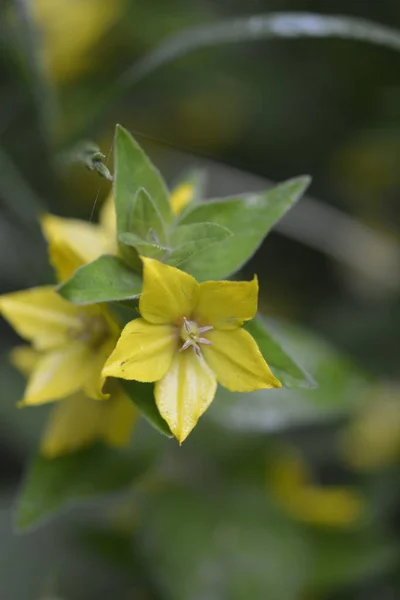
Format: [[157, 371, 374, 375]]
[[103, 318, 176, 382], [99, 192, 117, 241], [82, 336, 117, 400], [202, 328, 281, 392], [170, 182, 195, 215], [269, 449, 363, 527], [194, 276, 258, 330], [293, 487, 364, 527], [140, 257, 198, 325], [10, 346, 40, 376], [155, 350, 217, 443], [34, 0, 123, 83], [101, 387, 137, 447], [269, 450, 311, 495], [343, 393, 400, 471], [21, 342, 95, 405], [41, 213, 112, 278], [41, 388, 137, 458], [41, 393, 103, 458], [0, 286, 82, 350]]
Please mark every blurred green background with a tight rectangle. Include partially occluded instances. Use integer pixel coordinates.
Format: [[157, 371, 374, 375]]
[[1, 1, 400, 599]]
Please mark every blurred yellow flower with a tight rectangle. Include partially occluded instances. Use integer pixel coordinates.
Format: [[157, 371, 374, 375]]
[[41, 192, 116, 280], [103, 257, 281, 443], [33, 0, 124, 82], [269, 447, 364, 528], [342, 385, 400, 471], [0, 285, 117, 404], [170, 181, 196, 216], [40, 179, 195, 281], [1, 194, 136, 457], [11, 345, 135, 458]]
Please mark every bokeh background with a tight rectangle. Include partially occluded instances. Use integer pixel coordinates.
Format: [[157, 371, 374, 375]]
[[1, 1, 400, 599]]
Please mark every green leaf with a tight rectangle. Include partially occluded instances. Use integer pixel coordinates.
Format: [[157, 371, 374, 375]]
[[120, 221, 232, 266], [208, 319, 369, 433], [179, 176, 310, 279], [58, 255, 142, 304], [246, 315, 315, 389], [15, 444, 143, 531], [119, 232, 168, 260], [168, 222, 232, 267], [121, 380, 172, 438], [114, 125, 171, 236], [128, 187, 167, 244]]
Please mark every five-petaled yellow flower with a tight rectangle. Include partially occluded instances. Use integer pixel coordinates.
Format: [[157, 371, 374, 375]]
[[0, 280, 118, 405], [103, 257, 281, 443]]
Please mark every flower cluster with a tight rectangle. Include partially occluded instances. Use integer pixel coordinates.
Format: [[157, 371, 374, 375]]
[[0, 176, 281, 457]]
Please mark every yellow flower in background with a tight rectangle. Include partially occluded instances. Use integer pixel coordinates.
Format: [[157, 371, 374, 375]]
[[41, 178, 195, 280], [33, 0, 124, 82], [0, 285, 118, 404], [103, 257, 281, 443], [1, 196, 137, 457], [269, 447, 364, 528], [41, 192, 116, 280], [170, 181, 195, 216], [11, 346, 135, 458], [342, 386, 400, 471]]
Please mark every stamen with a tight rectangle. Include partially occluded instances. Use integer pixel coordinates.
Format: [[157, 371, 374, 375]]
[[193, 345, 202, 357], [183, 317, 191, 333], [179, 340, 192, 352], [179, 317, 213, 355], [198, 325, 213, 333]]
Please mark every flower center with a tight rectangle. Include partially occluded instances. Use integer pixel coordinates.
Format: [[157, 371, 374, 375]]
[[69, 313, 110, 349], [179, 318, 213, 356]]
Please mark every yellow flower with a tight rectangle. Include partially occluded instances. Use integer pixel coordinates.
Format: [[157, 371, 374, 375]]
[[40, 178, 193, 280], [40, 192, 116, 279], [269, 448, 364, 528], [103, 257, 281, 443], [0, 286, 118, 405], [170, 181, 195, 216], [342, 385, 400, 471], [0, 195, 119, 409], [33, 0, 124, 83], [11, 346, 135, 458]]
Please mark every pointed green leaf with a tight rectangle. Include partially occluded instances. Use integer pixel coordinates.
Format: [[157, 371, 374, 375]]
[[246, 315, 315, 389], [121, 380, 172, 437], [128, 187, 167, 244], [114, 125, 171, 233], [15, 444, 143, 531], [58, 255, 142, 304], [168, 222, 232, 267], [119, 231, 168, 260], [179, 176, 310, 279]]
